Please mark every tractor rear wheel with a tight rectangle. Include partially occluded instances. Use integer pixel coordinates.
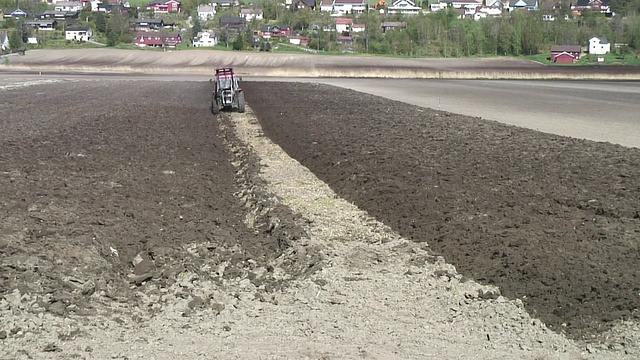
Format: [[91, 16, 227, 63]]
[[237, 92, 246, 113], [211, 96, 220, 115]]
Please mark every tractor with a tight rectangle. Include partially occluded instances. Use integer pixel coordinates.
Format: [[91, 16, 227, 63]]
[[210, 67, 246, 114]]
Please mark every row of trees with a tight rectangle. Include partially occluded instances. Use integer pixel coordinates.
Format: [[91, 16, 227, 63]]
[[2, 0, 640, 57], [349, 9, 640, 57], [211, 0, 640, 56], [260, 5, 640, 56]]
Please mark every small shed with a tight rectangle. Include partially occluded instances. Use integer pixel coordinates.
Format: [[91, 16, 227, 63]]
[[551, 45, 581, 63], [553, 52, 579, 63]]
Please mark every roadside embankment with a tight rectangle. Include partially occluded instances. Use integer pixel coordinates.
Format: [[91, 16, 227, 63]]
[[2, 48, 640, 80]]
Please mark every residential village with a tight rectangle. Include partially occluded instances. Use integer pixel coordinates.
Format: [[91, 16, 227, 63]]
[[0, 0, 638, 62]]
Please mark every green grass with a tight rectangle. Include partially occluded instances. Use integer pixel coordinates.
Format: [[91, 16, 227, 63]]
[[40, 39, 105, 49], [126, 0, 151, 7], [527, 51, 640, 66]]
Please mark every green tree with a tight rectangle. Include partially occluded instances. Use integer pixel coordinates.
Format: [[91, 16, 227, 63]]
[[521, 13, 543, 55], [94, 12, 107, 34], [191, 17, 202, 42], [9, 29, 21, 49], [107, 8, 133, 45], [232, 32, 245, 50]]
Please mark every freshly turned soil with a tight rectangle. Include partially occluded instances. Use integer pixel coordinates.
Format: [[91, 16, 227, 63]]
[[243, 81, 640, 339]]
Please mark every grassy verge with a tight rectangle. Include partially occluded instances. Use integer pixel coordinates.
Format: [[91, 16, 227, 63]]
[[527, 51, 640, 66]]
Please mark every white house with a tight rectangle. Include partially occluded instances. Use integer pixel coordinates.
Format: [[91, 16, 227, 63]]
[[475, 5, 502, 19], [352, 23, 365, 33], [387, 0, 422, 15], [193, 30, 217, 47], [320, 0, 333, 12], [445, 0, 483, 9], [197, 4, 216, 21], [54, 1, 84, 12], [588, 37, 610, 55], [90, 0, 101, 12], [430, 2, 448, 11], [239, 8, 263, 21], [65, 27, 92, 41], [210, 0, 239, 7], [335, 18, 352, 33], [323, 0, 366, 16]]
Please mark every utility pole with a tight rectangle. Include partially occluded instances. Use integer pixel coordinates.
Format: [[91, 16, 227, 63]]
[[364, 4, 369, 53]]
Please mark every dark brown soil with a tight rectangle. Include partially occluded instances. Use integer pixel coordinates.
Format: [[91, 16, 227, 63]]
[[243, 81, 640, 340], [0, 80, 307, 316]]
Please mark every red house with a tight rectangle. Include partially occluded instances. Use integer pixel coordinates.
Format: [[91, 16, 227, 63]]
[[260, 25, 292, 38], [135, 32, 182, 48], [147, 0, 181, 13], [551, 45, 581, 63]]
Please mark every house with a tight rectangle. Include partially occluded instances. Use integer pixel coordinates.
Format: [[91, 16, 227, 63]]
[[387, 0, 422, 15], [147, 0, 181, 13], [322, 0, 366, 16], [210, 0, 239, 7], [65, 27, 92, 41], [239, 8, 263, 21], [0, 31, 9, 51], [134, 32, 182, 47], [444, 0, 482, 10], [54, 1, 84, 12], [24, 20, 58, 31], [289, 35, 310, 45], [335, 18, 353, 33], [588, 37, 610, 54], [135, 33, 164, 47], [197, 4, 216, 21], [508, 0, 538, 11], [36, 10, 79, 20], [3, 8, 28, 19], [193, 30, 217, 47], [551, 45, 581, 63], [260, 25, 292, 38], [292, 0, 316, 10], [219, 15, 246, 30], [571, 0, 610, 14], [352, 23, 365, 32], [430, 2, 447, 11], [320, 0, 333, 12], [338, 35, 353, 45], [475, 5, 502, 19], [98, 4, 115, 12], [381, 21, 406, 32], [131, 18, 164, 31], [90, 0, 101, 11]]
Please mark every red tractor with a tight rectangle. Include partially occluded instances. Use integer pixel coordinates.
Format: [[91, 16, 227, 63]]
[[210, 67, 246, 114]]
